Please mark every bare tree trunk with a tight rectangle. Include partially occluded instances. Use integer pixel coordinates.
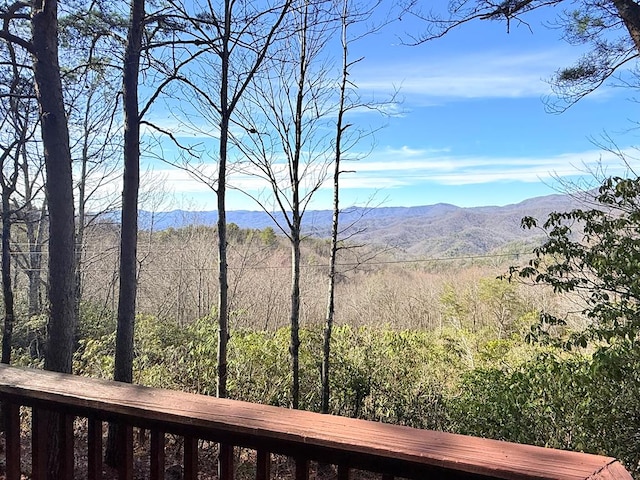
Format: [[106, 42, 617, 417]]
[[75, 128, 89, 324], [27, 205, 46, 319], [31, 1, 76, 478], [32, 0, 77, 375], [290, 221, 301, 409], [106, 0, 143, 468], [321, 0, 350, 414], [287, 1, 310, 411], [114, 0, 143, 386], [216, 1, 231, 399], [1, 191, 15, 365]]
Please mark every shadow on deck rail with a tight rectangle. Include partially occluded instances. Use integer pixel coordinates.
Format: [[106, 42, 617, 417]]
[[0, 365, 633, 480]]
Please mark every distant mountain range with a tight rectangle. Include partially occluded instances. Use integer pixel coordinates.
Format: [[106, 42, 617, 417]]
[[134, 191, 588, 257]]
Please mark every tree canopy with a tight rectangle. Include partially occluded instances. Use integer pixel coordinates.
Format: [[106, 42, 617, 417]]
[[510, 174, 640, 350]]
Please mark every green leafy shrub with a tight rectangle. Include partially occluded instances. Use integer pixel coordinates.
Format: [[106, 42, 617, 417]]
[[449, 346, 640, 476]]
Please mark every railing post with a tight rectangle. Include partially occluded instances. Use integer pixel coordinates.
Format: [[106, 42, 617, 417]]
[[58, 412, 75, 478], [4, 402, 20, 480]]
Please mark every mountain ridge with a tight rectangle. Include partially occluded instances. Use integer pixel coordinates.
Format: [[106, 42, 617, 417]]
[[134, 191, 584, 257]]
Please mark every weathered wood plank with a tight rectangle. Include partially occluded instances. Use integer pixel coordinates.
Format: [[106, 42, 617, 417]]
[[592, 461, 635, 480], [4, 402, 21, 480], [0, 365, 633, 480]]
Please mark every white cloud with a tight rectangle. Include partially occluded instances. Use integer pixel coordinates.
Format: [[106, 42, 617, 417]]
[[353, 49, 580, 99], [338, 146, 640, 187], [150, 144, 640, 205]]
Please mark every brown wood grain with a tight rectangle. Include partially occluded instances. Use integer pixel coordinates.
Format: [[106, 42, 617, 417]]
[[0, 365, 633, 480]]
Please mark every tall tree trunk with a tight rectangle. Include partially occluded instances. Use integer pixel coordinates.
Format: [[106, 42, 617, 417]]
[[106, 0, 143, 468], [289, 0, 308, 411], [26, 205, 46, 358], [32, 0, 76, 375], [114, 0, 143, 390], [216, 0, 231, 399], [322, 0, 349, 415], [1, 191, 15, 365], [31, 1, 76, 478], [290, 222, 301, 409], [75, 125, 89, 325]]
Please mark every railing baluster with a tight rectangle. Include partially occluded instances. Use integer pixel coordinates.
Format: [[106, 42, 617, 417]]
[[31, 408, 48, 480], [150, 429, 165, 480], [117, 424, 134, 480], [256, 449, 270, 480], [295, 457, 309, 480], [4, 402, 20, 480], [338, 464, 350, 480], [87, 417, 103, 480], [183, 435, 198, 480], [59, 413, 74, 478], [219, 443, 234, 480], [31, 410, 74, 479]]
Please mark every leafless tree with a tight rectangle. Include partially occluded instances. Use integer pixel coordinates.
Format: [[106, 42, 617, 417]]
[[161, 0, 293, 398], [236, 0, 338, 408], [0, 36, 39, 364], [322, 0, 390, 414]]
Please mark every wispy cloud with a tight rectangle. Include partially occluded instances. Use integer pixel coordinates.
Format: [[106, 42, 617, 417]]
[[353, 49, 580, 100], [145, 144, 640, 211], [342, 146, 640, 187]]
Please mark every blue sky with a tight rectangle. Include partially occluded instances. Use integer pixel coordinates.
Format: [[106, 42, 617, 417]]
[[142, 5, 640, 212]]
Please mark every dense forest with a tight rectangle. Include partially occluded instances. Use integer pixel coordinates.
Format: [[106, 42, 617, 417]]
[[0, 0, 640, 478]]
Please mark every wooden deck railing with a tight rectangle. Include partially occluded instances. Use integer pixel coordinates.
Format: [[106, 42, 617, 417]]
[[0, 364, 633, 480]]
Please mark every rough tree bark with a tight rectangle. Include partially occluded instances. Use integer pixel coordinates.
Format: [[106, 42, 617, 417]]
[[31, 0, 77, 375], [105, 0, 143, 468], [30, 1, 77, 478], [216, 0, 231, 398]]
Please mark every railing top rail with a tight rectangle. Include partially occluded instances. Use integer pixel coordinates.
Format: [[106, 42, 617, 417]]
[[0, 365, 632, 480]]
